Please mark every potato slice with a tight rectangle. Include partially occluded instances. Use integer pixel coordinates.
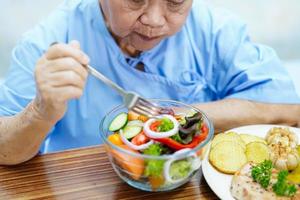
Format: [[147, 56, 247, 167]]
[[245, 142, 270, 164], [211, 132, 245, 150], [240, 134, 267, 145], [209, 141, 247, 174]]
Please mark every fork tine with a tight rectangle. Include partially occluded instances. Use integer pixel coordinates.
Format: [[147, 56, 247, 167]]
[[133, 104, 159, 116], [131, 107, 154, 117], [136, 98, 162, 113], [135, 104, 160, 115], [137, 98, 159, 108]]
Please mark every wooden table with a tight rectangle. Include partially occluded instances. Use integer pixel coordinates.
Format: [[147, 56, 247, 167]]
[[0, 145, 218, 200]]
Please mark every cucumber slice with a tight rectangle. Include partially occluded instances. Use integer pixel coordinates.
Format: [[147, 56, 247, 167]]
[[123, 126, 142, 139], [127, 120, 144, 127], [109, 112, 128, 132]]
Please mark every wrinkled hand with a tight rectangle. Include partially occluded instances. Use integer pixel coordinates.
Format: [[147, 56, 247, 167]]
[[32, 41, 89, 123]]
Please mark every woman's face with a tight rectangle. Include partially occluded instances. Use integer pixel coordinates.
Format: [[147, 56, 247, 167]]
[[100, 0, 193, 51]]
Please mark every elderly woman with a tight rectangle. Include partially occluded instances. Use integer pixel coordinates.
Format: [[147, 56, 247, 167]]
[[0, 0, 299, 165]]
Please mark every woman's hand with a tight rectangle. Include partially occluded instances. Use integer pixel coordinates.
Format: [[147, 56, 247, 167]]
[[32, 41, 89, 123]]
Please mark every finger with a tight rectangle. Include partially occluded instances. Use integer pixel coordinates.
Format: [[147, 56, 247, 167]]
[[69, 40, 81, 49], [46, 43, 90, 65], [46, 57, 88, 81], [51, 86, 84, 102], [49, 70, 86, 89]]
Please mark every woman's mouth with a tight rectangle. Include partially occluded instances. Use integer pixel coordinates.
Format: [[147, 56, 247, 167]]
[[134, 32, 162, 42]]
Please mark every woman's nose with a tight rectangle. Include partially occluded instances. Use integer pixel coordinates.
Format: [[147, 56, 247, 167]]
[[140, 4, 166, 28]]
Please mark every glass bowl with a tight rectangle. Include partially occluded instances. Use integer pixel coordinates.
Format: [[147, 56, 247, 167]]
[[100, 99, 214, 192]]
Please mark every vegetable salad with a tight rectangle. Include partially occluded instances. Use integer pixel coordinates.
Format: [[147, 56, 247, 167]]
[[107, 109, 208, 189]]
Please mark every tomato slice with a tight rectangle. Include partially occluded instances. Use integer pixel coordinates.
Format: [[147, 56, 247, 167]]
[[149, 121, 161, 132], [131, 131, 150, 146]]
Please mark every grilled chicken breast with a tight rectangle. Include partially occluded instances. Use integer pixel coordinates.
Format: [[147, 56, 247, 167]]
[[230, 163, 291, 200]]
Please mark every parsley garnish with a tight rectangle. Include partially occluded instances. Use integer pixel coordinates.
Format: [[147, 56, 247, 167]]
[[251, 160, 273, 188], [272, 170, 297, 197]]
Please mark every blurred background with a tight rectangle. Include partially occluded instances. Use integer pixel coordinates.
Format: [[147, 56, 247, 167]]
[[0, 0, 299, 92]]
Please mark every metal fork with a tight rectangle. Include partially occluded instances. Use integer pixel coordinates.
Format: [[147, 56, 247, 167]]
[[86, 65, 162, 117]]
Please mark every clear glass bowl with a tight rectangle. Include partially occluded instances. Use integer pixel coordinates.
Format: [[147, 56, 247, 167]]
[[100, 99, 214, 192]]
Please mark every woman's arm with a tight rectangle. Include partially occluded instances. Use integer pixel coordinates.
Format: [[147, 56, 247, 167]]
[[194, 98, 300, 133], [0, 101, 54, 165]]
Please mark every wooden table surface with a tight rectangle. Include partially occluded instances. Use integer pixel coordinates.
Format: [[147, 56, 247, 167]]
[[0, 145, 218, 200]]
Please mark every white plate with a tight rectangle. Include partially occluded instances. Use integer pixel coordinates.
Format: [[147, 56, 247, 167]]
[[202, 124, 300, 200]]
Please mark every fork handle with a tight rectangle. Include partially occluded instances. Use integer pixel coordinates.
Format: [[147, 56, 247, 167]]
[[86, 65, 127, 97]]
